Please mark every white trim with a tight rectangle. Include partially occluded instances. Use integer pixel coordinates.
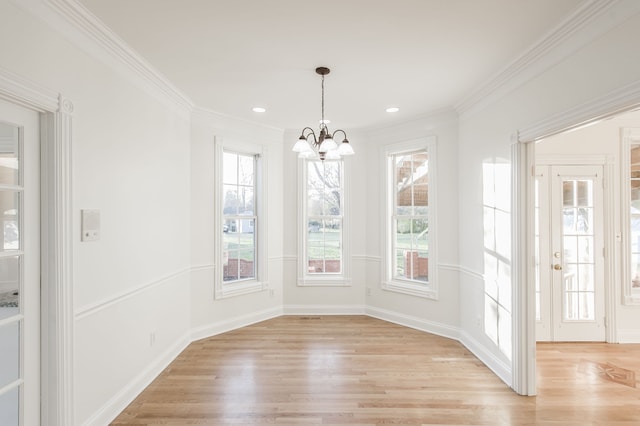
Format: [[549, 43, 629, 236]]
[[74, 267, 191, 319], [514, 79, 640, 398], [191, 263, 215, 272], [283, 305, 366, 315], [456, 0, 630, 117], [617, 329, 640, 344], [535, 154, 612, 165], [14, 0, 194, 115], [296, 158, 352, 286], [190, 307, 283, 342], [365, 306, 459, 341], [381, 137, 438, 299], [459, 265, 484, 281], [0, 68, 75, 425], [81, 333, 191, 426], [459, 330, 512, 387], [621, 128, 640, 305], [214, 138, 269, 299]]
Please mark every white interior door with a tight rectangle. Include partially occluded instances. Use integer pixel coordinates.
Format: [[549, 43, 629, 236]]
[[536, 165, 605, 342], [0, 99, 40, 425]]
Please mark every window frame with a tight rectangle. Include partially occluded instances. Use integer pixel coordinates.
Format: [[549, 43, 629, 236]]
[[297, 157, 351, 286], [621, 128, 640, 304], [214, 137, 267, 299], [382, 137, 438, 299]]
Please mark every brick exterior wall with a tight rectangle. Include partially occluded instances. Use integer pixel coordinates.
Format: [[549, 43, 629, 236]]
[[308, 259, 341, 273], [224, 258, 255, 280], [404, 251, 428, 280]]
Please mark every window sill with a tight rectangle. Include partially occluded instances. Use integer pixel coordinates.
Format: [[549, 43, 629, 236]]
[[215, 279, 267, 299], [297, 276, 352, 287], [382, 280, 437, 300], [623, 294, 640, 305]]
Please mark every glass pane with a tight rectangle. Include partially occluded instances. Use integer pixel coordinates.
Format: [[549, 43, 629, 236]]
[[565, 292, 578, 320], [562, 181, 574, 208], [0, 321, 19, 388], [222, 152, 237, 184], [324, 189, 340, 216], [238, 249, 255, 279], [396, 219, 411, 251], [322, 162, 340, 189], [308, 245, 324, 273], [0, 122, 19, 186], [307, 162, 324, 189], [307, 189, 323, 216], [564, 264, 578, 292], [577, 236, 593, 263], [395, 249, 406, 279], [237, 187, 254, 215], [576, 207, 592, 234], [578, 264, 594, 292], [415, 251, 428, 282], [223, 185, 239, 215], [0, 385, 19, 426], [0, 256, 20, 320], [632, 253, 640, 288], [563, 208, 576, 233], [563, 236, 577, 263], [483, 207, 495, 252], [580, 292, 595, 320], [413, 184, 428, 207], [0, 192, 19, 251], [238, 155, 254, 186], [576, 180, 591, 207]]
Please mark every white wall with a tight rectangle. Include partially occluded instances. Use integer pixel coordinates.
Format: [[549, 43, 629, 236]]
[[0, 1, 192, 424], [458, 1, 640, 387], [189, 110, 284, 337]]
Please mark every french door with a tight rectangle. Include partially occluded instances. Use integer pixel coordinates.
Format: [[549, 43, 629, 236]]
[[536, 165, 605, 342], [0, 99, 40, 425]]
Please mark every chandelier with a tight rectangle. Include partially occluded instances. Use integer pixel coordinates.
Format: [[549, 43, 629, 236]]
[[292, 67, 354, 161]]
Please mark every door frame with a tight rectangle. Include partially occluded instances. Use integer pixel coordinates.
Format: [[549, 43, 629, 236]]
[[0, 67, 74, 425], [534, 158, 611, 342], [512, 78, 640, 396]]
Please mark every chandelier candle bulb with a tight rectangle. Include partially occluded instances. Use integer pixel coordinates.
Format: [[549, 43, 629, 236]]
[[294, 66, 354, 161]]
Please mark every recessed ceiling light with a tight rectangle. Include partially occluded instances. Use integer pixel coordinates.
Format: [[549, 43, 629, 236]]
[[386, 107, 400, 113], [252, 107, 266, 113]]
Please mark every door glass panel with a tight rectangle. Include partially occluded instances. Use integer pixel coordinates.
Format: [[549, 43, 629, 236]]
[[0, 192, 20, 251], [0, 386, 19, 426], [562, 178, 596, 321], [0, 122, 19, 186], [0, 321, 20, 387]]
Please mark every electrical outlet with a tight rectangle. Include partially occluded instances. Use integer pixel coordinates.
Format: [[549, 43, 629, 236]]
[[269, 289, 275, 297], [366, 287, 372, 296], [150, 332, 156, 347]]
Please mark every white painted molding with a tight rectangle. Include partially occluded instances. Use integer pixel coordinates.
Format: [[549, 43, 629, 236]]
[[617, 329, 640, 344], [458, 265, 484, 282], [190, 307, 283, 342], [519, 79, 640, 142], [82, 333, 191, 426], [283, 305, 366, 315], [75, 267, 191, 320], [190, 263, 215, 272], [459, 330, 512, 388], [0, 66, 58, 112], [13, 0, 194, 114], [365, 306, 459, 341], [456, 0, 624, 116]]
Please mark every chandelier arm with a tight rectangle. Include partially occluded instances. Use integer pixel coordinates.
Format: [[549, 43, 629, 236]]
[[301, 127, 318, 144], [331, 129, 348, 141]]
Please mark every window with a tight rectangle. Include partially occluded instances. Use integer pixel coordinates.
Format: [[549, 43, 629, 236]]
[[298, 159, 350, 286], [215, 138, 267, 298], [622, 128, 640, 304], [383, 139, 437, 298]]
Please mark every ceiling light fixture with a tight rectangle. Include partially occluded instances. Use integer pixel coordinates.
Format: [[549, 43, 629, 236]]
[[292, 67, 354, 161], [386, 106, 399, 113], [252, 106, 266, 113]]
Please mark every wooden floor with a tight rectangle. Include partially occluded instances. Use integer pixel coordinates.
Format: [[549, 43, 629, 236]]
[[111, 316, 640, 425]]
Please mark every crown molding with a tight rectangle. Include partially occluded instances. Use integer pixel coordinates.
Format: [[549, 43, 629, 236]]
[[455, 0, 628, 117], [13, 0, 194, 114], [0, 65, 59, 112]]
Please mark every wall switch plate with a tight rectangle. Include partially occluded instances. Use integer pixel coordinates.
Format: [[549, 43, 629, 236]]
[[81, 209, 100, 242]]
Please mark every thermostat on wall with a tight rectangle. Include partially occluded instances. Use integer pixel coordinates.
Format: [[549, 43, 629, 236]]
[[81, 209, 100, 242]]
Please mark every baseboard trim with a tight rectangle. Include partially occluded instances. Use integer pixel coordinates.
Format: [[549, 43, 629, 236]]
[[190, 306, 283, 342], [365, 306, 460, 341], [617, 329, 640, 343], [282, 304, 366, 315], [82, 333, 190, 426], [459, 330, 512, 387]]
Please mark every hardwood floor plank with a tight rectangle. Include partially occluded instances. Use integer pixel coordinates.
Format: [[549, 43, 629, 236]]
[[111, 316, 640, 425]]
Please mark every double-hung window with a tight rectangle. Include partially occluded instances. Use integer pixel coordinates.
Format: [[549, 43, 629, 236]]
[[622, 128, 640, 304], [215, 139, 267, 298], [383, 138, 437, 298], [298, 159, 350, 285]]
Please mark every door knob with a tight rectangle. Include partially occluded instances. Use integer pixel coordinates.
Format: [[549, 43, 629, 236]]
[[553, 264, 562, 270]]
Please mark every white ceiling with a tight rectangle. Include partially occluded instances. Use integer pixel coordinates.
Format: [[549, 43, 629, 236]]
[[79, 0, 585, 130]]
